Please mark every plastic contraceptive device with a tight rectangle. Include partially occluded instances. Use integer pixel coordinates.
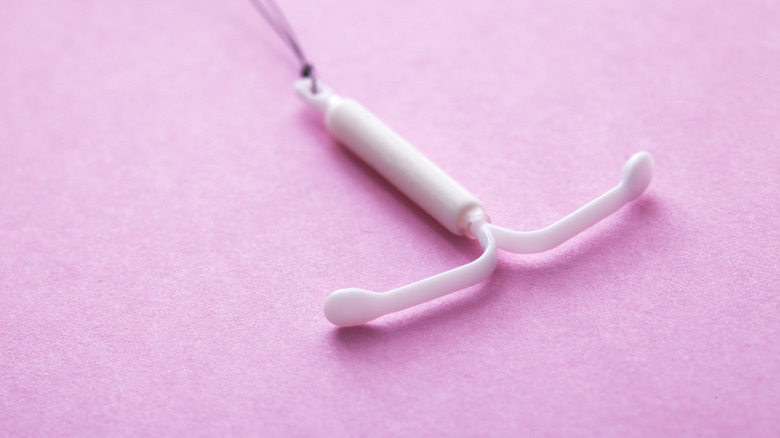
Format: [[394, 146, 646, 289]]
[[247, 0, 654, 326], [295, 79, 654, 327]]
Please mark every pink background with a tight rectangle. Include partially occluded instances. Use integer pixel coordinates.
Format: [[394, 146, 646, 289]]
[[2, 0, 779, 436]]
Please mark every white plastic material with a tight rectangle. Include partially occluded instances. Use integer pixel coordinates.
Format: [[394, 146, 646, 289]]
[[488, 151, 654, 253], [295, 79, 485, 236], [323, 219, 497, 327], [295, 78, 655, 327]]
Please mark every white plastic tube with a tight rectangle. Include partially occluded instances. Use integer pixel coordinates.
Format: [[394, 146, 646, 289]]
[[295, 80, 485, 236]]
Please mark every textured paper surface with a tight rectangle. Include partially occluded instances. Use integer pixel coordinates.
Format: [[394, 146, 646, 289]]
[[1, 0, 779, 436]]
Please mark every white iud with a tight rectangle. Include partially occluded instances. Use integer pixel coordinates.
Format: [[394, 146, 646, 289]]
[[295, 78, 654, 327]]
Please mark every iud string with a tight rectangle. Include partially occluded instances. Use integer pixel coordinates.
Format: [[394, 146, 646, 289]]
[[252, 0, 655, 327], [248, 0, 318, 92]]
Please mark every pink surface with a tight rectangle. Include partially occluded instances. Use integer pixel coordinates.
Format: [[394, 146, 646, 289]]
[[2, 0, 779, 436]]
